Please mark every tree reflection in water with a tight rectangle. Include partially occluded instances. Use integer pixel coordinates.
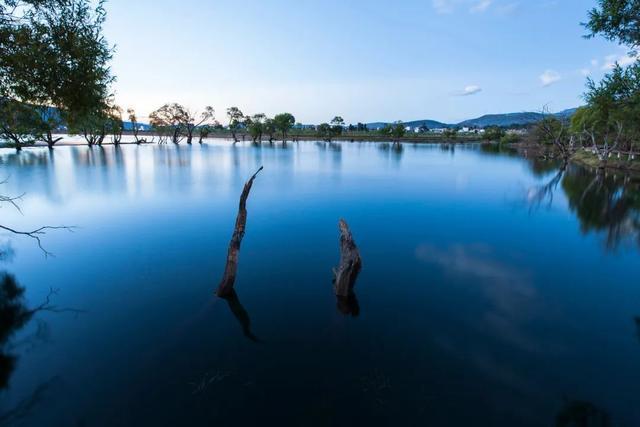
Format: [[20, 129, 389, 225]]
[[555, 399, 610, 427], [524, 160, 640, 251], [0, 272, 33, 390], [0, 271, 82, 390], [221, 290, 259, 342], [336, 293, 360, 317], [562, 167, 640, 250]]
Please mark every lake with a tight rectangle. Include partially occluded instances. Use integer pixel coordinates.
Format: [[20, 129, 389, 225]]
[[0, 141, 639, 426]]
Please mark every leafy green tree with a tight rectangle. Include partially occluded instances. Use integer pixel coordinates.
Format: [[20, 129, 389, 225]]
[[316, 123, 332, 141], [150, 103, 188, 144], [483, 126, 505, 141], [184, 106, 214, 144], [379, 122, 406, 140], [532, 113, 579, 162], [72, 109, 109, 146], [34, 106, 64, 148], [107, 105, 123, 145], [585, 0, 640, 52], [198, 125, 211, 144], [246, 113, 265, 142], [443, 128, 458, 139], [499, 133, 521, 144], [585, 64, 639, 151], [226, 107, 244, 142], [0, 0, 113, 129], [581, 0, 640, 157], [263, 118, 276, 142], [273, 113, 295, 141], [127, 108, 143, 144], [391, 122, 406, 140], [330, 116, 345, 138], [0, 99, 43, 151], [356, 122, 368, 132]]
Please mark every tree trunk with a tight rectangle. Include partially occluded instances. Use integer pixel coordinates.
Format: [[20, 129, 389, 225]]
[[216, 166, 264, 297], [333, 219, 362, 297]]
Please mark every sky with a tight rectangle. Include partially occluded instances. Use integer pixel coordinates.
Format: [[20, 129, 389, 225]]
[[102, 0, 631, 125]]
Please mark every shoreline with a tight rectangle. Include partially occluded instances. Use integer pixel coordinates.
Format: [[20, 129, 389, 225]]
[[0, 134, 482, 149], [3, 137, 639, 175]]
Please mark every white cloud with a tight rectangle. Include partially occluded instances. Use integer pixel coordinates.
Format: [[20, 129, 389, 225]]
[[497, 2, 519, 15], [602, 53, 638, 70], [539, 70, 561, 87], [579, 68, 591, 77], [433, 0, 513, 15], [432, 0, 457, 14], [454, 85, 482, 96], [470, 0, 492, 13]]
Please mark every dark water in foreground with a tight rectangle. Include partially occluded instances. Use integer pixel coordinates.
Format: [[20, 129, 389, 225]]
[[0, 141, 639, 426]]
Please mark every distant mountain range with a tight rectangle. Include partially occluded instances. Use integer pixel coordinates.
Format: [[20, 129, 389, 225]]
[[123, 121, 153, 131], [41, 106, 578, 131], [366, 108, 578, 129]]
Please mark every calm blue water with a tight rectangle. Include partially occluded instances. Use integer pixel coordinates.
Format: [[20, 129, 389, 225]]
[[0, 141, 639, 426]]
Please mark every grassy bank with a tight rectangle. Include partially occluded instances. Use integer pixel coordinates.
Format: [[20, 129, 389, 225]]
[[571, 150, 640, 173]]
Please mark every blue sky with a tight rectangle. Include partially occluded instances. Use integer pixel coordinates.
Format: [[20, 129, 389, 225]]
[[103, 0, 631, 124]]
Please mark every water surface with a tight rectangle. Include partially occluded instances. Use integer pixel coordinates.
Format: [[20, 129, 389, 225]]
[[0, 141, 639, 426]]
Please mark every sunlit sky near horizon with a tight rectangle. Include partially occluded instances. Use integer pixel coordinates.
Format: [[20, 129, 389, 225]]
[[103, 0, 630, 124]]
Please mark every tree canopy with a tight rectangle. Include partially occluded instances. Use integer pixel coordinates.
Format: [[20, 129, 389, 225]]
[[577, 0, 640, 155], [273, 113, 295, 141], [585, 0, 640, 51], [0, 0, 114, 123]]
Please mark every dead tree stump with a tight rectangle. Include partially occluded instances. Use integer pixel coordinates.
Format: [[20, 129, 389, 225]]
[[333, 219, 362, 298], [216, 166, 263, 297]]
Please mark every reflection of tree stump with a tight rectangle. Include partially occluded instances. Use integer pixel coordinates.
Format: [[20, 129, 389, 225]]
[[216, 167, 263, 298], [336, 294, 360, 317], [222, 290, 258, 342], [333, 219, 362, 298]]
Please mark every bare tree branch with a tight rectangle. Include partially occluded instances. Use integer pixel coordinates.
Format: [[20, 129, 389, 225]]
[[0, 225, 75, 258], [28, 287, 86, 316], [1, 179, 75, 256]]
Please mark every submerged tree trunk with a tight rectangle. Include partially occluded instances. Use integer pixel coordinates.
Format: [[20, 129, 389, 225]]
[[216, 166, 264, 297], [333, 219, 362, 298], [45, 130, 62, 149]]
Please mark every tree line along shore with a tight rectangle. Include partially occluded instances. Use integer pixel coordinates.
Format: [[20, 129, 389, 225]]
[[1, 0, 639, 174]]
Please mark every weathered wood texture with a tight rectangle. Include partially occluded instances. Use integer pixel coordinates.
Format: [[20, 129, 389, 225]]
[[216, 166, 263, 297], [333, 219, 362, 297]]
